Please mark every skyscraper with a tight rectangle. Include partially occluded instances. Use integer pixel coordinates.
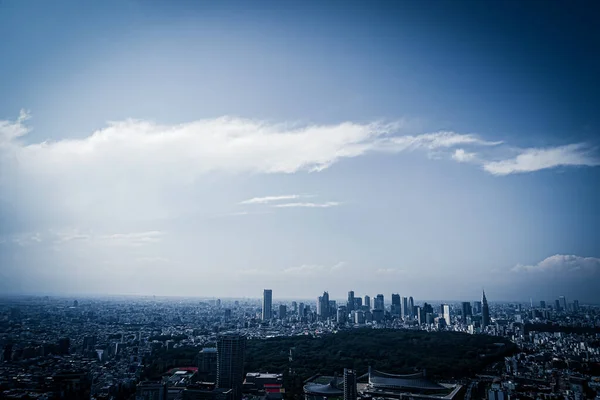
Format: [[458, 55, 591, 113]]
[[318, 292, 330, 320], [279, 305, 287, 319], [481, 290, 490, 328], [262, 290, 272, 321], [375, 294, 384, 311], [441, 304, 450, 326], [461, 302, 472, 322], [347, 291, 355, 311], [391, 294, 400, 316], [560, 296, 567, 312], [408, 297, 414, 317], [540, 300, 546, 309], [401, 297, 409, 319], [298, 302, 304, 318], [217, 334, 246, 400], [364, 295, 371, 310], [343, 369, 357, 400]]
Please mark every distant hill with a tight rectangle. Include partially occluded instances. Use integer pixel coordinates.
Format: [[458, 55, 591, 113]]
[[245, 329, 517, 379]]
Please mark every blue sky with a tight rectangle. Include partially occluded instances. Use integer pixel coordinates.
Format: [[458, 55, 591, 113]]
[[1, 0, 599, 302]]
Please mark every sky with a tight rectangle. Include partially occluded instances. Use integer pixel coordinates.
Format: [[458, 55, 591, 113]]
[[1, 0, 599, 303]]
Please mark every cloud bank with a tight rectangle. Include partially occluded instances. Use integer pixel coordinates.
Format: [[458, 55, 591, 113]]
[[512, 254, 600, 274], [483, 144, 600, 175]]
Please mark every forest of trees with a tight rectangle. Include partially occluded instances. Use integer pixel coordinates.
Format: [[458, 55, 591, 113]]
[[245, 329, 517, 379], [143, 329, 517, 381]]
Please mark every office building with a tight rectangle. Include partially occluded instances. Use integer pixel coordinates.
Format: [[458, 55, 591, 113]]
[[292, 301, 297, 314], [318, 292, 330, 320], [337, 306, 348, 324], [364, 295, 371, 310], [560, 296, 567, 312], [279, 305, 287, 319], [344, 369, 357, 400], [555, 299, 561, 312], [391, 294, 401, 316], [474, 301, 482, 314], [540, 300, 546, 309], [461, 302, 472, 321], [298, 302, 304, 318], [481, 291, 490, 328], [401, 297, 409, 319], [573, 300, 580, 313], [197, 348, 218, 382], [375, 294, 384, 311], [441, 304, 450, 326], [347, 291, 355, 311], [217, 334, 246, 400], [408, 297, 414, 317], [262, 290, 272, 321]]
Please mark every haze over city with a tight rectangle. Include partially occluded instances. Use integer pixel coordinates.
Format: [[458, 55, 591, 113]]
[[1, 0, 599, 302]]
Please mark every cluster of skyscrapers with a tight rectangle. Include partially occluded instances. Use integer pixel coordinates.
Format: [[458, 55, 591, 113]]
[[261, 289, 494, 330]]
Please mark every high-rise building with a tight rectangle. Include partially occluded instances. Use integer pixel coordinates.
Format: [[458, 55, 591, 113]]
[[298, 303, 305, 318], [329, 300, 337, 317], [554, 299, 561, 312], [408, 297, 414, 317], [401, 297, 409, 319], [217, 334, 246, 400], [415, 306, 423, 325], [375, 294, 384, 311], [573, 300, 580, 313], [364, 295, 371, 310], [279, 305, 287, 319], [461, 302, 472, 321], [441, 304, 450, 326], [540, 300, 546, 309], [481, 290, 490, 328], [337, 306, 348, 324], [262, 290, 272, 321], [292, 301, 297, 314], [391, 294, 400, 316], [343, 369, 357, 400], [354, 297, 362, 309], [347, 291, 355, 311], [560, 296, 567, 312], [474, 301, 482, 314], [318, 292, 330, 320]]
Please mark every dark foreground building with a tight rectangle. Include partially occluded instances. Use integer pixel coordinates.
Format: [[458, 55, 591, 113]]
[[216, 334, 246, 400]]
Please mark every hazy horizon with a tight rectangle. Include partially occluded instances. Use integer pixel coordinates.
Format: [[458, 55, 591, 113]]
[[1, 1, 599, 302]]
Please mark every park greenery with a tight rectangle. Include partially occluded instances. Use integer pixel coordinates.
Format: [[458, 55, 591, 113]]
[[143, 329, 517, 381]]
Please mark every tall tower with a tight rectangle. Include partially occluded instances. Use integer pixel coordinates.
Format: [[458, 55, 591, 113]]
[[375, 294, 384, 310], [481, 290, 490, 328], [364, 295, 371, 310], [262, 289, 272, 321], [441, 304, 450, 326], [347, 291, 355, 311], [408, 296, 414, 317], [391, 294, 400, 316], [217, 334, 246, 400], [402, 297, 409, 319], [343, 369, 357, 400], [319, 292, 330, 320]]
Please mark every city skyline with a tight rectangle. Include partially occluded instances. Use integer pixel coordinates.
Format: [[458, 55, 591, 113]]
[[1, 1, 599, 301]]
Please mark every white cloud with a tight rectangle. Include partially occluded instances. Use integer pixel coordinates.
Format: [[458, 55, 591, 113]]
[[511, 254, 600, 274], [98, 231, 164, 246], [273, 202, 340, 208], [240, 195, 303, 204], [483, 144, 600, 175], [375, 268, 406, 275], [283, 261, 346, 275], [452, 148, 476, 163]]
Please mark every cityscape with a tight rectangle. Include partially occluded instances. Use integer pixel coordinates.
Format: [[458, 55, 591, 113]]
[[2, 0, 600, 400], [1, 289, 599, 399]]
